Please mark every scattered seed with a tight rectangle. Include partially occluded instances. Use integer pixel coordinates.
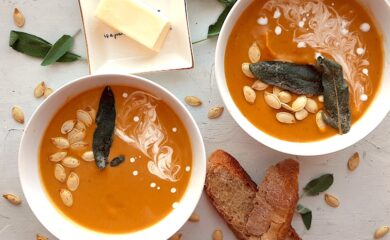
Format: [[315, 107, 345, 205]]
[[49, 151, 67, 162], [248, 42, 261, 63], [51, 137, 70, 149], [60, 189, 73, 207], [61, 120, 76, 134], [85, 106, 96, 121], [276, 112, 296, 124], [324, 193, 339, 208], [36, 234, 48, 240], [189, 212, 200, 222], [374, 226, 390, 239], [292, 96, 307, 112], [316, 111, 326, 131], [208, 106, 224, 119], [184, 96, 202, 106], [318, 95, 324, 102], [2, 194, 21, 205], [281, 103, 294, 112], [169, 233, 182, 240], [43, 88, 54, 98], [34, 81, 46, 98], [70, 141, 88, 151], [305, 98, 319, 113], [264, 92, 281, 109], [62, 156, 80, 168], [81, 151, 95, 162], [278, 91, 292, 103], [348, 152, 360, 171], [273, 86, 282, 95], [68, 128, 86, 144], [77, 109, 93, 127], [251, 80, 268, 91], [11, 106, 24, 124], [241, 63, 255, 78], [243, 86, 256, 104], [54, 163, 67, 183], [67, 172, 80, 191], [13, 8, 25, 27], [212, 229, 223, 240], [295, 109, 309, 121], [75, 120, 86, 131]]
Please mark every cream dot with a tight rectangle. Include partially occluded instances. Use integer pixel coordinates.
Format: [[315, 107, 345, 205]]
[[132, 170, 138, 176], [172, 202, 179, 209], [185, 166, 191, 172], [150, 182, 156, 188], [273, 8, 281, 19], [298, 21, 305, 28], [130, 157, 136, 163], [122, 92, 128, 98], [170, 188, 177, 193], [360, 94, 368, 102], [362, 68, 369, 75], [356, 48, 365, 55], [275, 26, 282, 35], [360, 23, 371, 32], [133, 116, 140, 122], [172, 127, 177, 133], [257, 17, 268, 26], [157, 186, 161, 190], [297, 42, 306, 48]]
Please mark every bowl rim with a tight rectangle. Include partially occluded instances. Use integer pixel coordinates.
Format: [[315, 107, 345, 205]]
[[18, 73, 206, 240], [215, 0, 390, 156]]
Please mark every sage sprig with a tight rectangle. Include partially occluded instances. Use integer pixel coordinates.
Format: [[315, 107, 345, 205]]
[[303, 173, 334, 196], [9, 30, 80, 65], [296, 204, 312, 230], [41, 35, 73, 66]]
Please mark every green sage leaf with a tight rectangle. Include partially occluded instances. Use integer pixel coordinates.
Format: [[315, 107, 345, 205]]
[[9, 30, 80, 64], [303, 173, 334, 196], [208, 0, 237, 38], [218, 0, 236, 7], [296, 204, 312, 230], [41, 35, 74, 66]]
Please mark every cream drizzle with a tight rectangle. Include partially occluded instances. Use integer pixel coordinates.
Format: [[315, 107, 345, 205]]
[[263, 0, 370, 110], [115, 91, 181, 182]]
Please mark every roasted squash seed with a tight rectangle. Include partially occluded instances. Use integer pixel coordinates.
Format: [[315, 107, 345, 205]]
[[251, 80, 268, 91], [61, 120, 76, 134], [276, 112, 296, 124], [348, 152, 360, 171], [67, 172, 80, 191], [295, 109, 309, 121], [54, 163, 66, 183], [82, 151, 95, 162], [34, 81, 46, 98], [49, 152, 67, 162], [169, 233, 182, 240], [264, 92, 281, 109], [316, 111, 326, 131], [60, 189, 73, 207], [374, 226, 390, 239], [248, 42, 261, 63], [62, 156, 80, 168], [243, 86, 256, 104], [278, 91, 292, 103], [11, 106, 24, 124], [292, 95, 307, 112], [324, 193, 339, 208], [51, 137, 70, 149], [184, 96, 202, 106], [212, 229, 223, 240], [189, 212, 200, 222], [77, 109, 93, 126], [241, 63, 255, 78], [36, 234, 48, 240], [208, 106, 224, 119], [13, 8, 25, 27], [305, 98, 319, 113], [2, 193, 21, 205]]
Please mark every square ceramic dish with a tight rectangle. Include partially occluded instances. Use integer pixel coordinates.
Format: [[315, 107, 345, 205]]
[[78, 0, 193, 74]]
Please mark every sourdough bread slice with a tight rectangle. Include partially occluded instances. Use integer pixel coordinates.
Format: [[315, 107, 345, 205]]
[[205, 150, 301, 240]]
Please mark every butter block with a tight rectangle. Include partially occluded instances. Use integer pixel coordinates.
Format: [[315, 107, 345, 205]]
[[95, 0, 171, 52]]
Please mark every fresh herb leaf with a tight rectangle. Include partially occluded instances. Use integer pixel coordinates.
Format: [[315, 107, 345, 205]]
[[296, 204, 312, 230], [208, 0, 237, 38], [303, 174, 334, 196], [9, 30, 80, 64], [218, 0, 236, 7], [41, 35, 74, 66]]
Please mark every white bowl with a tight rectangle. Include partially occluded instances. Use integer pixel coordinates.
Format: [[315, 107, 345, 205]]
[[18, 74, 206, 240], [215, 0, 390, 156]]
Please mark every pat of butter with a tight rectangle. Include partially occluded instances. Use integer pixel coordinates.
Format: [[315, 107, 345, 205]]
[[95, 0, 171, 52]]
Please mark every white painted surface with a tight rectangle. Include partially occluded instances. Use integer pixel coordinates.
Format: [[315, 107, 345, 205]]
[[0, 0, 389, 240]]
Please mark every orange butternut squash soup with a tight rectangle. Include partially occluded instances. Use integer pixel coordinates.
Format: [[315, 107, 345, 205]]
[[39, 86, 192, 233], [225, 0, 383, 142]]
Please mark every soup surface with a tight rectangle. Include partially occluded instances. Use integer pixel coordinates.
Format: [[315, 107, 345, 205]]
[[40, 86, 192, 233], [225, 0, 383, 142]]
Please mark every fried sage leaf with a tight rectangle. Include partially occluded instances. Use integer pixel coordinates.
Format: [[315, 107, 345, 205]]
[[316, 57, 351, 134], [9, 30, 80, 63], [303, 173, 334, 196], [296, 204, 312, 230], [110, 155, 125, 167], [93, 86, 116, 169], [249, 61, 323, 95]]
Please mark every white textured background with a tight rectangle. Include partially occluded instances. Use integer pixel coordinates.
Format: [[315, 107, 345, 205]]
[[0, 0, 390, 239]]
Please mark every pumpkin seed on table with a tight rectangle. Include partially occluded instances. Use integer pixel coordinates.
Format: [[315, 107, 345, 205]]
[[212, 229, 223, 240], [77, 109, 93, 126], [348, 152, 360, 171], [208, 106, 224, 119], [60, 189, 73, 207], [243, 86, 256, 104], [374, 226, 390, 239], [62, 156, 80, 168], [82, 151, 95, 162], [34, 81, 46, 98], [295, 109, 309, 121], [324, 193, 339, 208], [169, 233, 182, 240], [251, 80, 268, 91], [70, 141, 88, 151], [61, 119, 76, 134], [184, 96, 202, 106], [292, 95, 307, 112], [36, 234, 48, 240], [264, 92, 281, 109], [316, 111, 327, 132], [305, 98, 319, 113], [278, 91, 292, 103], [54, 163, 67, 183], [13, 8, 25, 28], [67, 172, 80, 191], [49, 151, 67, 162], [241, 63, 255, 78], [188, 212, 200, 222], [51, 137, 70, 149], [2, 193, 21, 205], [248, 42, 261, 63], [11, 106, 24, 124], [43, 87, 53, 98]]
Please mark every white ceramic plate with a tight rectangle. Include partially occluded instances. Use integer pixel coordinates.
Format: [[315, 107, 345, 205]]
[[78, 0, 193, 74]]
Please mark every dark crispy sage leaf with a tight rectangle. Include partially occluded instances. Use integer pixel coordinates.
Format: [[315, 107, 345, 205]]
[[93, 86, 116, 170], [249, 61, 323, 95], [110, 155, 125, 167], [316, 57, 351, 134], [41, 35, 74, 66], [208, 0, 237, 38], [296, 204, 312, 230], [9, 30, 80, 63], [303, 174, 334, 196]]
